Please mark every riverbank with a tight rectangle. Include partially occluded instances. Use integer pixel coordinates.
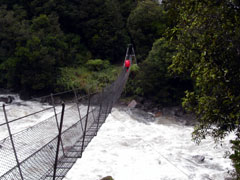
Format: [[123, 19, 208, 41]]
[[117, 97, 197, 126]]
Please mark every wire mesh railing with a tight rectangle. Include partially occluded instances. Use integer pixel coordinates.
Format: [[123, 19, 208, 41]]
[[0, 45, 134, 180]]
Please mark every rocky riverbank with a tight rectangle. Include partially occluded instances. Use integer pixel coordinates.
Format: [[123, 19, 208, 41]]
[[117, 98, 197, 126]]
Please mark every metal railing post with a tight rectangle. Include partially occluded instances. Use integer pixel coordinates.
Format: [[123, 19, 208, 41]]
[[73, 89, 83, 132], [80, 93, 91, 157], [3, 104, 24, 180], [104, 103, 109, 121], [125, 44, 130, 60], [51, 94, 65, 156], [53, 103, 65, 180], [96, 91, 103, 135], [131, 46, 137, 64]]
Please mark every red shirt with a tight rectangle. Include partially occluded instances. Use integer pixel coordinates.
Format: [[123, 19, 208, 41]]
[[125, 60, 130, 68]]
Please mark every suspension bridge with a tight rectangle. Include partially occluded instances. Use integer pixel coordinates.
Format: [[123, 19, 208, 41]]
[[0, 45, 136, 180]]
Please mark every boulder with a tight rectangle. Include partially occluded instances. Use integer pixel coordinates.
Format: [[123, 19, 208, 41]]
[[128, 100, 137, 108], [143, 100, 155, 110], [155, 111, 163, 117], [162, 106, 185, 117], [0, 96, 14, 104], [129, 108, 155, 123], [192, 155, 205, 163], [100, 176, 114, 180]]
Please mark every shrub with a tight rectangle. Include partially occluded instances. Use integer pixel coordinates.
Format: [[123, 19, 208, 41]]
[[86, 59, 110, 71], [230, 138, 240, 178], [56, 65, 120, 93]]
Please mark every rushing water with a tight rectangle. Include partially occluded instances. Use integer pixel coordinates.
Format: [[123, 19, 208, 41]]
[[64, 108, 235, 180], [0, 94, 61, 139], [0, 94, 235, 180]]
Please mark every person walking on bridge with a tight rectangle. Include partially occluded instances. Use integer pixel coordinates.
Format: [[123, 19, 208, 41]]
[[124, 59, 131, 72]]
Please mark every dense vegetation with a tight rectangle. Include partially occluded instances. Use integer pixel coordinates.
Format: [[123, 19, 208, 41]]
[[1, 0, 240, 177], [163, 0, 240, 178], [0, 0, 137, 97]]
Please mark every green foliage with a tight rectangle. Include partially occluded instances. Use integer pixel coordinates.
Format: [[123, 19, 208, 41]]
[[29, 0, 57, 16], [0, 6, 29, 88], [0, 6, 91, 94], [61, 33, 91, 66], [230, 136, 240, 178], [57, 65, 120, 93], [86, 59, 110, 71], [162, 0, 181, 28], [126, 38, 191, 105], [0, 0, 131, 63], [0, 6, 28, 63], [167, 0, 240, 176], [130, 64, 139, 73], [127, 0, 168, 61], [10, 14, 66, 92], [56, 0, 129, 62], [118, 0, 137, 23]]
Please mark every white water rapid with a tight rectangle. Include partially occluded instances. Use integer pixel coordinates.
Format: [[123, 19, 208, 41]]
[[0, 94, 235, 180], [63, 107, 234, 180]]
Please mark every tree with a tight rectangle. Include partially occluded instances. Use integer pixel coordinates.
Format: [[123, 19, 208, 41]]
[[128, 38, 191, 106], [0, 6, 29, 88], [0, 0, 132, 63], [127, 0, 168, 61], [3, 14, 67, 94], [168, 0, 240, 177], [118, 0, 137, 23], [56, 0, 129, 63], [0, 0, 19, 9]]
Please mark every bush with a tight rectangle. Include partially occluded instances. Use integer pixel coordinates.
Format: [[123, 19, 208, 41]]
[[86, 59, 110, 71], [130, 64, 140, 73], [125, 38, 192, 106], [56, 65, 120, 93], [230, 137, 240, 178]]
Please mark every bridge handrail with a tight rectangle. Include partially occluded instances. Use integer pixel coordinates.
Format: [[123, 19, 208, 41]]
[[0, 45, 135, 180], [0, 106, 54, 127], [0, 92, 99, 127]]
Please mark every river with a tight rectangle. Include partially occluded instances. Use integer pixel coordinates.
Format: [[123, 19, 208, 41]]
[[0, 94, 235, 180]]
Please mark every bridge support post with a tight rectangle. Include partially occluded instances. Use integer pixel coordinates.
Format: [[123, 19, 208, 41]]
[[51, 94, 65, 156], [3, 104, 24, 180], [53, 103, 65, 180], [96, 90, 103, 135], [73, 89, 83, 132], [80, 93, 91, 157]]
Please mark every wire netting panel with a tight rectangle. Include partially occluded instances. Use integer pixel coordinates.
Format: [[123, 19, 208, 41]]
[[0, 107, 60, 179], [0, 97, 102, 179], [60, 108, 86, 153], [0, 167, 21, 180], [20, 137, 59, 180], [0, 47, 133, 180], [0, 137, 18, 179], [0, 102, 91, 178]]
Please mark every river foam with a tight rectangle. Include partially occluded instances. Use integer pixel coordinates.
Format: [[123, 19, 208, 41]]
[[64, 108, 234, 180], [0, 96, 235, 180]]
